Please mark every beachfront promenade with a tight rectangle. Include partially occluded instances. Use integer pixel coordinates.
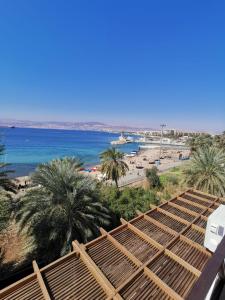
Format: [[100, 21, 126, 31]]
[[117, 159, 186, 187]]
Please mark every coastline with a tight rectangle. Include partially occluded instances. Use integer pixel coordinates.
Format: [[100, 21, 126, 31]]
[[14, 147, 190, 188]]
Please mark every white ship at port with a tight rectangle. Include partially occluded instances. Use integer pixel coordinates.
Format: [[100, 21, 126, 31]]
[[111, 133, 134, 145]]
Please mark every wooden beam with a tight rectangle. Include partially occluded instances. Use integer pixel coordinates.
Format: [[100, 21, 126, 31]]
[[179, 235, 211, 256], [84, 233, 106, 247], [144, 267, 183, 300], [136, 209, 143, 215], [144, 214, 178, 236], [202, 207, 214, 217], [0, 274, 37, 298], [113, 294, 123, 300], [32, 261, 51, 300], [165, 249, 201, 277], [72, 240, 116, 297], [115, 248, 166, 292], [120, 217, 127, 225], [185, 192, 213, 204], [217, 197, 225, 204], [157, 207, 189, 225], [100, 227, 108, 235], [191, 224, 205, 234], [150, 204, 157, 209], [168, 201, 199, 217], [127, 221, 163, 250], [197, 214, 208, 221], [101, 229, 142, 267], [178, 196, 206, 209], [209, 202, 219, 209], [40, 251, 78, 272], [108, 223, 128, 235], [115, 268, 144, 293], [192, 188, 217, 199]]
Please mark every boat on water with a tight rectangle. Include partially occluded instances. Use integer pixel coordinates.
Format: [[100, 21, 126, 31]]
[[111, 133, 133, 145]]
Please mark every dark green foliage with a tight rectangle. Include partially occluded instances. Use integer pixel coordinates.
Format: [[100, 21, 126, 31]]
[[100, 186, 159, 220], [145, 167, 161, 189], [0, 190, 13, 231], [100, 148, 129, 188], [16, 157, 111, 264]]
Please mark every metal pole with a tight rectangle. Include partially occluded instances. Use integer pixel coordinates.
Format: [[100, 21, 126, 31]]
[[159, 124, 166, 161]]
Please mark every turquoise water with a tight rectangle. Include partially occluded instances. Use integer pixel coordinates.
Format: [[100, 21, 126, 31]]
[[0, 127, 139, 177]]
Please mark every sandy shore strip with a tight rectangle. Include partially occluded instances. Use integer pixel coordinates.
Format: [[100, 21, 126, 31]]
[[82, 146, 190, 185], [14, 147, 190, 188]]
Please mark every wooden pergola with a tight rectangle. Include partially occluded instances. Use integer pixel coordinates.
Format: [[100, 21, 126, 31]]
[[1, 189, 224, 300]]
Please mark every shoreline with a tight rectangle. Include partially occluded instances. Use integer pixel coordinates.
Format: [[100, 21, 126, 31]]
[[14, 147, 190, 187]]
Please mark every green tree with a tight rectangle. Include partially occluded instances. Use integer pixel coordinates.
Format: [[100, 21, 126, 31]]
[[16, 157, 111, 263], [100, 186, 159, 220], [100, 148, 129, 188], [0, 144, 16, 192], [145, 167, 161, 189], [184, 146, 225, 196]]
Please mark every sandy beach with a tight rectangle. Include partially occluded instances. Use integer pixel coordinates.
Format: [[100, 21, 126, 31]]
[[82, 146, 190, 187], [15, 147, 190, 189]]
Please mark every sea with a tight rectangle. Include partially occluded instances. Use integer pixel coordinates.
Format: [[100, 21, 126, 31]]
[[0, 127, 140, 177]]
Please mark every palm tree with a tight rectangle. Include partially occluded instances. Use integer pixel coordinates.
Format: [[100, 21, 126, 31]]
[[0, 144, 16, 192], [184, 146, 225, 196], [100, 148, 129, 188], [16, 157, 111, 263]]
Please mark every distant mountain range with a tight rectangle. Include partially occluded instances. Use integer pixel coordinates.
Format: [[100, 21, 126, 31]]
[[0, 119, 154, 132]]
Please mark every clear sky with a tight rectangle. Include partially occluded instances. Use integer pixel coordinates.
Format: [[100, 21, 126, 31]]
[[0, 0, 224, 132]]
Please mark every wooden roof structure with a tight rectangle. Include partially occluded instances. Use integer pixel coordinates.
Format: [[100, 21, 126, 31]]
[[1, 189, 224, 300]]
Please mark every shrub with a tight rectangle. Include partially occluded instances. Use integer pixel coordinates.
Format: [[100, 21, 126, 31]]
[[145, 167, 161, 189], [101, 186, 159, 220]]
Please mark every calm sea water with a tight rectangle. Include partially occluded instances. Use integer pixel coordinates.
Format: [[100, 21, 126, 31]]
[[0, 127, 139, 177]]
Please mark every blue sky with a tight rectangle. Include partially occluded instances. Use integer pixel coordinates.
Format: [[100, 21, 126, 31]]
[[0, 0, 224, 132]]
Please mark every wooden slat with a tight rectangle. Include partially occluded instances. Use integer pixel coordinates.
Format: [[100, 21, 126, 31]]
[[157, 206, 190, 225], [0, 274, 44, 300], [72, 241, 116, 297], [127, 222, 163, 250], [1, 189, 215, 300], [169, 201, 199, 217], [100, 228, 142, 267], [191, 189, 217, 200], [178, 196, 206, 209], [185, 192, 213, 204], [144, 214, 178, 235], [164, 249, 201, 277], [144, 267, 182, 300], [32, 261, 51, 300]]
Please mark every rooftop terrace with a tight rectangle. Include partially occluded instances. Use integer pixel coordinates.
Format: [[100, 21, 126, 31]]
[[1, 189, 224, 300]]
